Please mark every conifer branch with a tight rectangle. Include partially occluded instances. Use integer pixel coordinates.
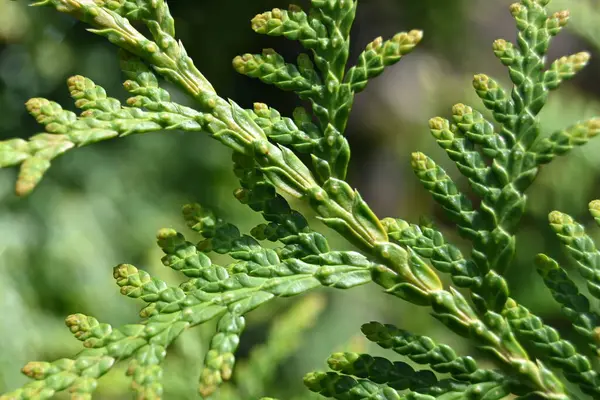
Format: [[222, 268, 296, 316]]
[[0, 206, 373, 399], [548, 209, 600, 300], [236, 1, 421, 181], [1, 0, 599, 399], [535, 254, 600, 356], [361, 322, 504, 384], [504, 300, 600, 397], [407, 1, 599, 397], [0, 74, 202, 196]]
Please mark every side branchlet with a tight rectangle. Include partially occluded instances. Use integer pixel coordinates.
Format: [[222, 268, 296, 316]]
[[1, 0, 599, 399], [234, 1, 421, 182]]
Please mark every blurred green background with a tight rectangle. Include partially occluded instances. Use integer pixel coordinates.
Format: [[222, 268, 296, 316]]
[[1, 0, 600, 398]]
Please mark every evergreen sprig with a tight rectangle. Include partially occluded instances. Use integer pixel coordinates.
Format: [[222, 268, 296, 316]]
[[534, 254, 600, 355], [1, 0, 599, 399], [0, 72, 202, 196], [234, 1, 421, 181], [305, 326, 512, 400], [398, 0, 599, 398], [535, 200, 600, 358], [547, 206, 600, 299], [552, 0, 600, 53], [504, 299, 600, 397], [360, 322, 503, 384], [1, 205, 372, 399]]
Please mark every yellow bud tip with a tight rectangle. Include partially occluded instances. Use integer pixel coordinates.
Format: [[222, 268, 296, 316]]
[[113, 265, 126, 280], [552, 10, 570, 26], [67, 75, 87, 92], [575, 51, 591, 64], [589, 200, 600, 212], [22, 362, 47, 379], [509, 3, 523, 16], [156, 228, 177, 240], [548, 210, 566, 224], [254, 102, 268, 112], [556, 52, 591, 70], [408, 29, 423, 44], [452, 103, 470, 116], [251, 15, 268, 31], [428, 117, 447, 131], [65, 313, 90, 332], [586, 118, 600, 137], [366, 36, 383, 51], [15, 180, 35, 197], [505, 298, 517, 308], [472, 74, 491, 91], [493, 39, 508, 51], [113, 263, 137, 280], [410, 152, 429, 171], [231, 55, 245, 71], [25, 98, 46, 115]]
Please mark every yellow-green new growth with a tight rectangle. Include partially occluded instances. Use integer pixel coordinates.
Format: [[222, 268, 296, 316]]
[[233, 50, 321, 97], [345, 30, 423, 93], [0, 74, 203, 196], [1, 0, 600, 399], [398, 0, 599, 398]]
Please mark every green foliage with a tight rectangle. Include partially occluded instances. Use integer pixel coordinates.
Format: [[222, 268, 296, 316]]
[[1, 0, 599, 399], [0, 71, 202, 196], [233, 2, 421, 181], [551, 0, 600, 53]]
